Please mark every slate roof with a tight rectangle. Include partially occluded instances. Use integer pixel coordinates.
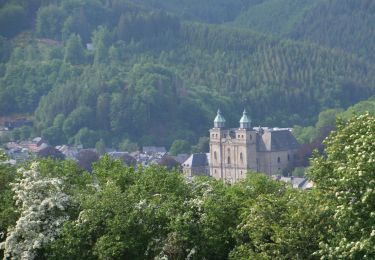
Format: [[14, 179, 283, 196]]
[[260, 129, 299, 151], [182, 153, 209, 168], [172, 154, 190, 164], [270, 130, 299, 150], [272, 176, 313, 189]]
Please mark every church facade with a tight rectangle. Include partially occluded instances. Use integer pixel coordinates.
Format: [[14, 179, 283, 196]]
[[209, 110, 299, 183]]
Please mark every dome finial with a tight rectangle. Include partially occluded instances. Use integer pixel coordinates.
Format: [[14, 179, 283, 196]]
[[214, 108, 226, 128], [239, 109, 251, 129]]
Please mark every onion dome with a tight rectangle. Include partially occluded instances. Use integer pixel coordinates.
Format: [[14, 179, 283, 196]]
[[239, 109, 251, 129], [214, 109, 226, 128]]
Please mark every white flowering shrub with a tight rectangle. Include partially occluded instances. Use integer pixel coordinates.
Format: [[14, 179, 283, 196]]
[[0, 162, 71, 260], [309, 113, 375, 258]]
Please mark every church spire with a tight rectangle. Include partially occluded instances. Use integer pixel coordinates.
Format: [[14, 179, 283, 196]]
[[239, 109, 251, 129], [214, 109, 226, 128]]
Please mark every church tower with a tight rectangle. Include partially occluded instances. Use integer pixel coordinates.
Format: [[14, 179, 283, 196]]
[[235, 110, 258, 179], [209, 109, 226, 180], [209, 109, 259, 182], [208, 109, 299, 182]]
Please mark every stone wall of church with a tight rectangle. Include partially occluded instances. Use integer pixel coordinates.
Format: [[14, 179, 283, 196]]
[[258, 150, 297, 176]]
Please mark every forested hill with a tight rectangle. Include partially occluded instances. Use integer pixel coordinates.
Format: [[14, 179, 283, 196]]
[[119, 0, 375, 63], [0, 0, 375, 150], [231, 0, 375, 63]]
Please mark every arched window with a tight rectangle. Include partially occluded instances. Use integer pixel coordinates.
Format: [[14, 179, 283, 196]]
[[277, 157, 281, 163], [214, 151, 217, 161], [240, 152, 243, 163], [250, 135, 252, 140], [287, 154, 290, 161], [227, 156, 231, 164]]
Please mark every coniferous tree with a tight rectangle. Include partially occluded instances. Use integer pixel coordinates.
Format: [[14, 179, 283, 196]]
[[64, 34, 84, 65]]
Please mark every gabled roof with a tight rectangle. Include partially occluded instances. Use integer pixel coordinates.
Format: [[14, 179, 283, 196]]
[[172, 154, 190, 164], [260, 129, 299, 151], [269, 130, 299, 150], [182, 153, 209, 168]]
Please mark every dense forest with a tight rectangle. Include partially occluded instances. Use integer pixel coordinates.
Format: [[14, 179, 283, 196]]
[[1, 114, 374, 259], [1, 1, 375, 259], [0, 0, 375, 150]]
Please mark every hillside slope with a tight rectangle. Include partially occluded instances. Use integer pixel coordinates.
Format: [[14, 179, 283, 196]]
[[288, 0, 375, 63], [31, 23, 375, 147], [231, 0, 322, 36], [1, 0, 375, 149], [230, 0, 375, 63]]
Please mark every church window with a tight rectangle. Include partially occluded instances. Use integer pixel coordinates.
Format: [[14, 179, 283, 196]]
[[250, 135, 252, 140], [277, 157, 281, 163], [214, 151, 217, 161], [227, 156, 231, 164], [240, 152, 243, 163], [287, 154, 290, 161]]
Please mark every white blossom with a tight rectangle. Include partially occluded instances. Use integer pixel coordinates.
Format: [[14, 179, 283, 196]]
[[0, 162, 71, 260]]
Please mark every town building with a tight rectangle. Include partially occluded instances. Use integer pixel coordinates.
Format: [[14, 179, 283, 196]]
[[182, 153, 210, 178], [209, 110, 299, 183]]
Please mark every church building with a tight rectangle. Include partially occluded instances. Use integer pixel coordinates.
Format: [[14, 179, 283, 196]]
[[209, 110, 299, 183]]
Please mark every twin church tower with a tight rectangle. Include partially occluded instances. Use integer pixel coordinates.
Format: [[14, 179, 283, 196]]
[[209, 110, 299, 183]]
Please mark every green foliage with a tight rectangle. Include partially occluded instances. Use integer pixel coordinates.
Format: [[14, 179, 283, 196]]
[[340, 96, 375, 119], [289, 0, 375, 63], [0, 152, 18, 248], [0, 36, 11, 63], [95, 139, 105, 155], [230, 188, 329, 259], [293, 98, 375, 144], [0, 3, 28, 37], [118, 138, 138, 152], [191, 136, 209, 153], [308, 113, 375, 258], [46, 163, 191, 259], [169, 139, 190, 156], [125, 0, 258, 24], [292, 167, 306, 177], [72, 127, 99, 148], [64, 34, 85, 65], [62, 106, 94, 137], [36, 5, 65, 40], [30, 22, 375, 146], [2, 0, 375, 149], [233, 0, 322, 36]]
